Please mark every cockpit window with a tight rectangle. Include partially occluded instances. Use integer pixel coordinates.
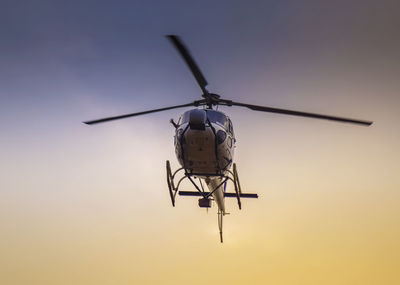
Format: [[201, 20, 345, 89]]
[[181, 111, 191, 124], [228, 119, 234, 135], [206, 110, 227, 126], [181, 109, 227, 127]]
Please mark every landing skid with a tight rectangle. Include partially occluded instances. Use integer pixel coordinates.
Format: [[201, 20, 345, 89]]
[[166, 161, 258, 243]]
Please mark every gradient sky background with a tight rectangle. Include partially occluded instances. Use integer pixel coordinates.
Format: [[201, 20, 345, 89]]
[[1, 0, 399, 284]]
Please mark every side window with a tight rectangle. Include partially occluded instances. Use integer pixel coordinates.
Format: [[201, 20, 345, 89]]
[[206, 110, 226, 126], [228, 119, 233, 135]]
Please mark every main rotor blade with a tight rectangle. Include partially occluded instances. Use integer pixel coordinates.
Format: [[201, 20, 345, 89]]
[[83, 102, 197, 125], [227, 101, 373, 126], [166, 35, 209, 95]]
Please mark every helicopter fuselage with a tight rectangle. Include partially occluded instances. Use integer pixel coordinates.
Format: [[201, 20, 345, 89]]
[[174, 108, 236, 212], [174, 109, 235, 175]]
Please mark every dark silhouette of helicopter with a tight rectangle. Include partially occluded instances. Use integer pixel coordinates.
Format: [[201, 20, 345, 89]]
[[84, 35, 372, 243]]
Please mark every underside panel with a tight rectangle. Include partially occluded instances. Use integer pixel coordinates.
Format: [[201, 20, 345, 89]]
[[205, 177, 225, 214]]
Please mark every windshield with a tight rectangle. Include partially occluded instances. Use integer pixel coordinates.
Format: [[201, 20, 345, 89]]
[[206, 110, 227, 126], [181, 110, 191, 124], [180, 109, 227, 127]]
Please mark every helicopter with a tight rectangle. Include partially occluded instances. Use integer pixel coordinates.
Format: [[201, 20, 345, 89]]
[[84, 35, 373, 243]]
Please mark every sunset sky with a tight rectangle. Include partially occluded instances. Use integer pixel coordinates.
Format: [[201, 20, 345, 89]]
[[1, 0, 399, 284]]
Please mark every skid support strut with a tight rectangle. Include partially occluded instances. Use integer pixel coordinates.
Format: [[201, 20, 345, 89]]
[[233, 163, 242, 209], [166, 160, 175, 206]]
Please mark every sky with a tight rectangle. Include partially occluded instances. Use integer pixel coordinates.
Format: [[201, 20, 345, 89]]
[[1, 0, 399, 284]]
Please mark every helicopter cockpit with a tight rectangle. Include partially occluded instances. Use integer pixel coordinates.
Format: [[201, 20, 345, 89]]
[[178, 109, 234, 135]]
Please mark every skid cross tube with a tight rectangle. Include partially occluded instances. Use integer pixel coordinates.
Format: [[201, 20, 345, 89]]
[[178, 191, 258, 198]]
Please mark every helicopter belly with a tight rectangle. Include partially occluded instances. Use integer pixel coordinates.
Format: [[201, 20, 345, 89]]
[[175, 125, 233, 175], [181, 128, 216, 173]]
